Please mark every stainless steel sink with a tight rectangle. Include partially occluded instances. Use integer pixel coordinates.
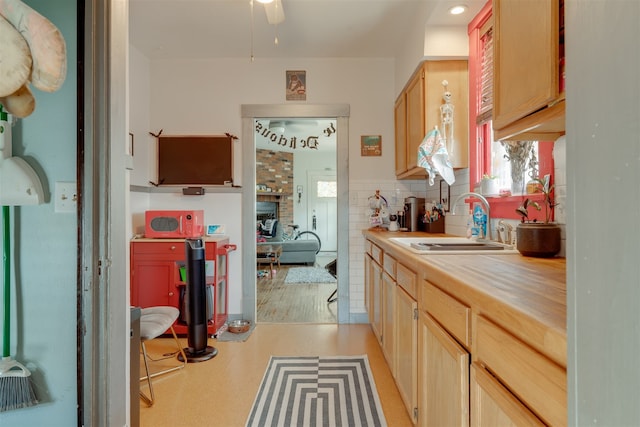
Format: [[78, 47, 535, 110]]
[[411, 242, 506, 251], [388, 237, 518, 254]]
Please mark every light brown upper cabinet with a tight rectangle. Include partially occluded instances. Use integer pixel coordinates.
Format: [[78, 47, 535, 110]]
[[492, 0, 565, 141], [394, 94, 408, 176], [395, 60, 469, 180]]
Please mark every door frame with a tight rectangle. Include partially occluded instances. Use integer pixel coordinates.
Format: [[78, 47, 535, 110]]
[[241, 104, 350, 323], [82, 0, 130, 425]]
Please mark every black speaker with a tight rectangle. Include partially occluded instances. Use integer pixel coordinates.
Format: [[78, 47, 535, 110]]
[[179, 239, 217, 362], [182, 186, 205, 195]]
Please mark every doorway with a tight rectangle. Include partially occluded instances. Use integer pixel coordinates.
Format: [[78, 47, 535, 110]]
[[241, 104, 350, 325], [254, 119, 337, 323]]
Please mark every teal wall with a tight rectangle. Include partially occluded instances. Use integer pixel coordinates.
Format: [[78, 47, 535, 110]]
[[1, 0, 78, 425]]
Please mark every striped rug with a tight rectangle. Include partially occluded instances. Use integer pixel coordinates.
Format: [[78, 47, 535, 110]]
[[246, 356, 387, 427]]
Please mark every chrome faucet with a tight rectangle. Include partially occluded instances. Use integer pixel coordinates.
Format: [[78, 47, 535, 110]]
[[452, 192, 493, 241]]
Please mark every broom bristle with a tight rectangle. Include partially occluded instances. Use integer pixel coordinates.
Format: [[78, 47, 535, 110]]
[[0, 376, 38, 412]]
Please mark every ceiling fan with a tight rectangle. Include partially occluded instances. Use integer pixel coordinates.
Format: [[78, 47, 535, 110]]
[[257, 0, 285, 25]]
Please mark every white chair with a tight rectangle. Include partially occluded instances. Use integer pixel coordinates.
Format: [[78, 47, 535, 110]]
[[139, 306, 187, 406]]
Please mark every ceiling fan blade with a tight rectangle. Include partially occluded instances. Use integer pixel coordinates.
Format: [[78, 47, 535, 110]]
[[264, 0, 285, 25]]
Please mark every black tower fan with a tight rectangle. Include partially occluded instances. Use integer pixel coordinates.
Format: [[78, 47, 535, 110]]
[[178, 238, 218, 362]]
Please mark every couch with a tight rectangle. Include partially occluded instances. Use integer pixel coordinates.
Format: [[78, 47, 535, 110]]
[[257, 220, 319, 265]]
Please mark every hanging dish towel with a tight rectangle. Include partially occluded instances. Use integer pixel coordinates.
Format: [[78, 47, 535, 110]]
[[417, 127, 455, 186]]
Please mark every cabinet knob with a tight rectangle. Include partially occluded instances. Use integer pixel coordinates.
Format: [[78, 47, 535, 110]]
[[169, 292, 174, 297], [170, 246, 176, 251]]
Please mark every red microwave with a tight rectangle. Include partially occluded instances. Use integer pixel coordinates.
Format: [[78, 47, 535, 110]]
[[144, 210, 204, 238]]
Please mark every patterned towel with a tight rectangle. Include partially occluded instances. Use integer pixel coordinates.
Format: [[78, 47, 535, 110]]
[[417, 127, 455, 186]]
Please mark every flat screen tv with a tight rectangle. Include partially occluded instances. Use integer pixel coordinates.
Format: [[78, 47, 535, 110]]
[[157, 135, 233, 186]]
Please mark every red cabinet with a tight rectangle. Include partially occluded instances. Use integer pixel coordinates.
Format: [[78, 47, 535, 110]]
[[130, 237, 234, 335]]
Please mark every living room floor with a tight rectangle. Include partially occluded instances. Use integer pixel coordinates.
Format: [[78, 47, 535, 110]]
[[138, 324, 413, 426], [257, 253, 338, 323]]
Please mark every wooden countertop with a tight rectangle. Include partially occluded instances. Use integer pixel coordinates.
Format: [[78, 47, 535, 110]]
[[363, 229, 567, 367]]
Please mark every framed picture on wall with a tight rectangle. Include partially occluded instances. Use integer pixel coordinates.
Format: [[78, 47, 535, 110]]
[[361, 135, 382, 156], [286, 70, 306, 101]]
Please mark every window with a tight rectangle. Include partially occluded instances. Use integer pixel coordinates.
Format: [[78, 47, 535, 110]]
[[316, 180, 336, 198], [468, 2, 554, 221]]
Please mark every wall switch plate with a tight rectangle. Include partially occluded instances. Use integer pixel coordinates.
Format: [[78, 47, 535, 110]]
[[55, 181, 77, 213]]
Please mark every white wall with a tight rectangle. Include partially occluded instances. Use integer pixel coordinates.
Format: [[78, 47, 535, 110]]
[[424, 26, 470, 58], [129, 45, 152, 187]]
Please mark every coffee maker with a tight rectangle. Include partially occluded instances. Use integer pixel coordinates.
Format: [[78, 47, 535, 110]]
[[404, 196, 426, 232]]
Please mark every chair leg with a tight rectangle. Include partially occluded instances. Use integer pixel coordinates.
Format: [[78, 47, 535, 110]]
[[327, 288, 337, 303], [139, 326, 187, 406], [139, 340, 155, 406]]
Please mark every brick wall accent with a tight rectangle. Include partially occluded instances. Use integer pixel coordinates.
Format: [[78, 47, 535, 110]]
[[256, 149, 294, 228]]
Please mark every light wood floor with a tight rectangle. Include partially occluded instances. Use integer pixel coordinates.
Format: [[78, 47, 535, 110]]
[[139, 324, 413, 426], [256, 265, 338, 323]]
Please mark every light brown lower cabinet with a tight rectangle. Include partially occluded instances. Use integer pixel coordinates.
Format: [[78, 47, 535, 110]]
[[364, 237, 567, 427], [470, 363, 545, 426], [396, 286, 418, 423], [475, 315, 566, 426], [370, 257, 383, 344], [419, 311, 470, 427], [382, 270, 396, 374]]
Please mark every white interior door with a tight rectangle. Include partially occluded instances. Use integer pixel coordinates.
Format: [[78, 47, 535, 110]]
[[308, 171, 337, 252]]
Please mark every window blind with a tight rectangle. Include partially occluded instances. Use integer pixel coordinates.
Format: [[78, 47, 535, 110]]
[[477, 22, 493, 124]]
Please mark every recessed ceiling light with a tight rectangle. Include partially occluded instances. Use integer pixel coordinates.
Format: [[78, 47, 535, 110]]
[[256, 0, 274, 3], [449, 5, 467, 15]]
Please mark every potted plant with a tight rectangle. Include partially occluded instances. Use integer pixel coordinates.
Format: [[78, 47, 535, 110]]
[[515, 174, 561, 257], [480, 174, 499, 196]]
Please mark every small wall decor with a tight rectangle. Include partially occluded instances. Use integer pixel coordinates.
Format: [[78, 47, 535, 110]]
[[361, 135, 382, 156], [286, 70, 306, 101]]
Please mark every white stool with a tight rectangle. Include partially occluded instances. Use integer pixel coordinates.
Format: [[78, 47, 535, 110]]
[[139, 306, 187, 406]]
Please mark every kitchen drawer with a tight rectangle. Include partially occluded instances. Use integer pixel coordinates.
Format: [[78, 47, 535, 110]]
[[383, 253, 396, 276], [475, 315, 567, 427], [396, 263, 417, 299], [131, 241, 184, 259], [131, 241, 217, 260], [365, 239, 373, 256], [422, 281, 471, 348], [370, 242, 383, 265]]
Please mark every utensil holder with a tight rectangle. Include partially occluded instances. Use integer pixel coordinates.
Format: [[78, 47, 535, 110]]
[[422, 216, 445, 233]]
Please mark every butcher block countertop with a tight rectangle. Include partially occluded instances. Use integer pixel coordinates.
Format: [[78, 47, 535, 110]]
[[363, 229, 567, 368]]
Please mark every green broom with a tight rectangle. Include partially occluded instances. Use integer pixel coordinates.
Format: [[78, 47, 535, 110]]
[[0, 205, 38, 411]]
